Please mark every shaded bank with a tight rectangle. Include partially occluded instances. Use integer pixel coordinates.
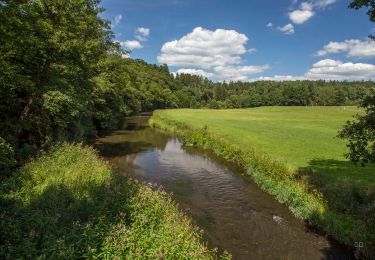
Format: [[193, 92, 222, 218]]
[[149, 110, 374, 258]]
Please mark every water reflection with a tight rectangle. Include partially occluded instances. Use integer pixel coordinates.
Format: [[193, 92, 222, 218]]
[[95, 116, 353, 260]]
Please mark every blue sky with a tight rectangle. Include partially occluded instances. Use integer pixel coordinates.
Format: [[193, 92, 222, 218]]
[[101, 0, 375, 81]]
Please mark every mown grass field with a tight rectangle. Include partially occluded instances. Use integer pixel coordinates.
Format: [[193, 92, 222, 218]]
[[0, 144, 226, 259], [151, 106, 375, 257], [156, 107, 375, 187]]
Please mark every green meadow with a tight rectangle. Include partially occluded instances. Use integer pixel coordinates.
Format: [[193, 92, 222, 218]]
[[150, 106, 375, 257], [154, 107, 374, 185]]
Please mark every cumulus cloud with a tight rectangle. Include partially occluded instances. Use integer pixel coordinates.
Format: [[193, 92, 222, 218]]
[[119, 40, 143, 50], [112, 14, 123, 28], [286, 0, 336, 27], [135, 27, 150, 41], [306, 59, 375, 80], [118, 27, 150, 52], [316, 39, 375, 58], [158, 27, 269, 81], [213, 65, 270, 81], [158, 27, 248, 68], [175, 68, 214, 78], [176, 65, 269, 82], [267, 22, 273, 28], [289, 2, 315, 24], [253, 59, 375, 81], [277, 23, 295, 34]]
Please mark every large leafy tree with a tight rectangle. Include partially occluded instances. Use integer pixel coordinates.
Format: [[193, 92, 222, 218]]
[[338, 0, 375, 165], [0, 0, 113, 161]]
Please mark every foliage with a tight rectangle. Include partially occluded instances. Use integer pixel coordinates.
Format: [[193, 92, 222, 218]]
[[0, 137, 16, 175], [174, 74, 374, 108], [150, 108, 375, 258], [0, 0, 114, 159], [339, 90, 375, 164], [0, 143, 227, 259]]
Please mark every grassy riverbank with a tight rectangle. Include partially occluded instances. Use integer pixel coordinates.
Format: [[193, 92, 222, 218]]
[[0, 144, 227, 259], [150, 107, 375, 258]]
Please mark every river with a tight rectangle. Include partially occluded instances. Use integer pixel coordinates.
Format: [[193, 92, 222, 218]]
[[95, 115, 353, 260]]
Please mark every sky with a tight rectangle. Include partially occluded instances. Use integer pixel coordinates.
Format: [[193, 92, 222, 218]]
[[101, 0, 375, 82]]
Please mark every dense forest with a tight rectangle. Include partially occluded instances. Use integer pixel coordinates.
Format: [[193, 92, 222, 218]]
[[174, 74, 374, 108], [1, 0, 374, 174]]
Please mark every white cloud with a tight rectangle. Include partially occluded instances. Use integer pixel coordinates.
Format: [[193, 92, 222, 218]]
[[157, 27, 248, 68], [316, 39, 375, 58], [311, 59, 342, 67], [136, 27, 150, 37], [252, 75, 307, 81], [174, 64, 270, 82], [252, 59, 375, 81], [286, 0, 336, 27], [213, 65, 270, 81], [135, 27, 150, 41], [277, 24, 295, 35], [267, 22, 273, 28], [158, 27, 269, 81], [119, 40, 143, 50], [306, 59, 375, 80], [121, 53, 131, 59], [112, 14, 123, 28], [314, 0, 337, 8], [289, 2, 315, 24], [118, 27, 150, 51], [175, 68, 214, 78]]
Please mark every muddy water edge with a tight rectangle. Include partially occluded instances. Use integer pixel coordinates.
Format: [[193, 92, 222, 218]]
[[94, 115, 353, 260]]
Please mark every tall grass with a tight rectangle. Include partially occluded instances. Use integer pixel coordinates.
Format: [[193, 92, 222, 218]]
[[150, 110, 375, 259], [0, 143, 228, 259]]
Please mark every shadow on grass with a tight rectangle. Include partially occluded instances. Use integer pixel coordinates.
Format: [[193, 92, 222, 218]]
[[299, 159, 375, 216], [298, 159, 375, 259], [0, 172, 137, 258]]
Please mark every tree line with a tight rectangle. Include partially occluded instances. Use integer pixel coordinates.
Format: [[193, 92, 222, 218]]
[[1, 0, 374, 173], [174, 74, 373, 109]]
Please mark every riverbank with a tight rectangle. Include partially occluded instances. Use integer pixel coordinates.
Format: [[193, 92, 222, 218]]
[[0, 143, 227, 259], [149, 107, 375, 258]]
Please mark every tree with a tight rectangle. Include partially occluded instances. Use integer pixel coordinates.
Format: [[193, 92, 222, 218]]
[[0, 0, 114, 161], [338, 1, 375, 165], [339, 90, 375, 164]]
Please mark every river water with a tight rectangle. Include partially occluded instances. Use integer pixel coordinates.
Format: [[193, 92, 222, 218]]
[[95, 115, 353, 260]]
